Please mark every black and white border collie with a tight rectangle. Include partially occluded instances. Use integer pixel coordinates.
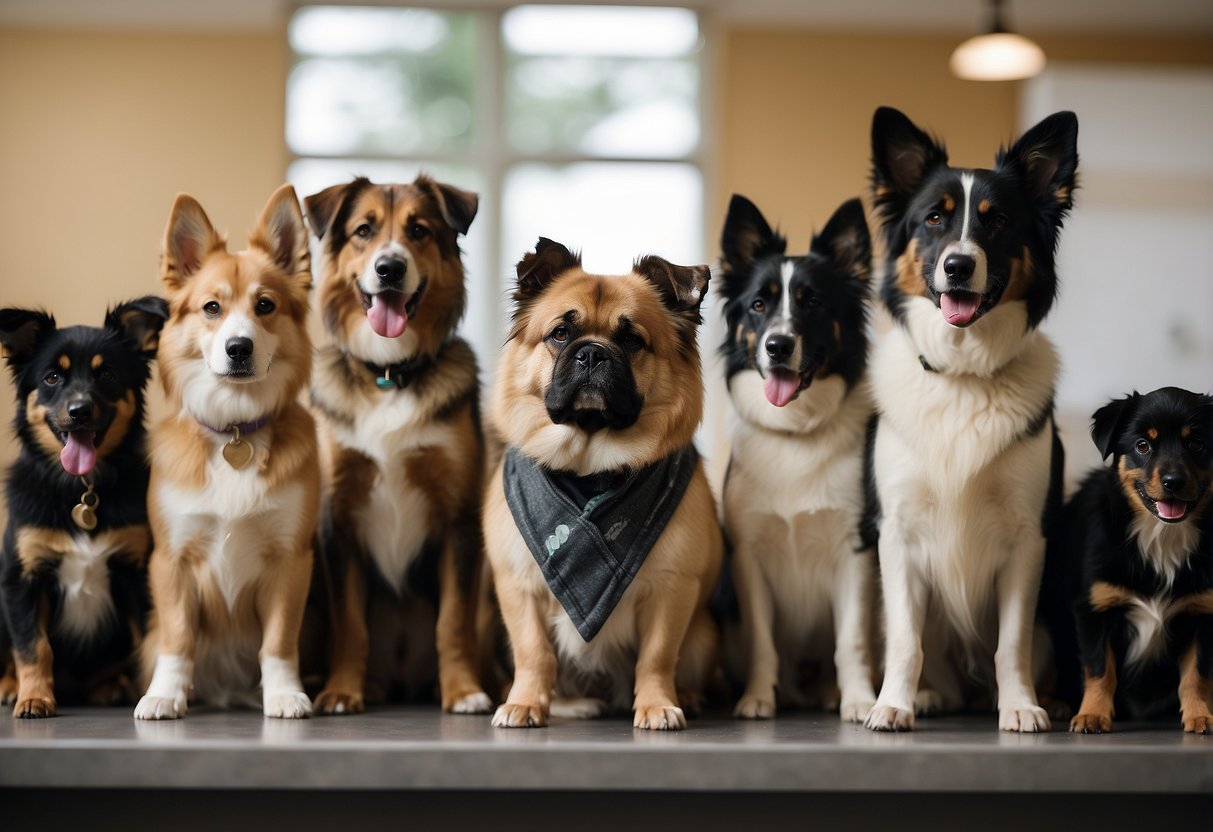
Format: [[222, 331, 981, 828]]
[[718, 195, 878, 721], [863, 107, 1078, 732]]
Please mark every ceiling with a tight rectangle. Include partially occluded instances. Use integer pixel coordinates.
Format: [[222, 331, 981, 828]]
[[2, 0, 1212, 35]]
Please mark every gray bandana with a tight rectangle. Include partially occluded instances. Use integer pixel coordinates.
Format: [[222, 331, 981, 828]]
[[503, 443, 700, 642]]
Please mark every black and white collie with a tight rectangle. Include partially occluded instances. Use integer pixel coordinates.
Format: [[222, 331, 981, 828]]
[[863, 107, 1078, 732], [718, 194, 877, 721], [1057, 387, 1213, 734]]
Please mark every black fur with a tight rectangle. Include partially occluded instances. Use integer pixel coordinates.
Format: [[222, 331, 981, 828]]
[[0, 297, 167, 713], [1049, 387, 1213, 723]]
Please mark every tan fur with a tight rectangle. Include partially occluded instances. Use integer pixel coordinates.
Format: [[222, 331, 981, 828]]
[[15, 525, 148, 576], [1071, 642, 1116, 733], [1179, 643, 1213, 733], [306, 176, 487, 715], [137, 185, 318, 719], [486, 261, 722, 730], [12, 602, 55, 718], [1089, 580, 1136, 612], [1003, 247, 1035, 302], [895, 239, 928, 300]]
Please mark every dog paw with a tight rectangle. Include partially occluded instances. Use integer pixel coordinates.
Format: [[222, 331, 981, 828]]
[[865, 705, 914, 732], [134, 695, 186, 720], [264, 691, 313, 719], [314, 689, 364, 716], [448, 691, 494, 715], [733, 692, 776, 720], [88, 675, 134, 707], [1182, 714, 1213, 735], [1040, 695, 1073, 723], [634, 704, 686, 731], [550, 697, 606, 720], [13, 696, 57, 719], [914, 689, 946, 716], [840, 698, 876, 724], [0, 676, 17, 707], [492, 702, 548, 728], [1000, 705, 1050, 733], [1069, 712, 1112, 734]]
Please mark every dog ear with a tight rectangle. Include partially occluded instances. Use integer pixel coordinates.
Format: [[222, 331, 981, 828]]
[[871, 106, 949, 199], [161, 194, 225, 291], [250, 184, 312, 286], [416, 175, 478, 236], [997, 111, 1079, 212], [633, 255, 712, 323], [515, 238, 581, 303], [105, 296, 169, 356], [0, 308, 55, 372], [1091, 392, 1141, 462], [720, 194, 786, 276], [303, 178, 367, 241], [811, 197, 872, 283]]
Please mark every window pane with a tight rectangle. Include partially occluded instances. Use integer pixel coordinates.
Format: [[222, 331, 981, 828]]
[[503, 6, 700, 158], [287, 7, 476, 156]]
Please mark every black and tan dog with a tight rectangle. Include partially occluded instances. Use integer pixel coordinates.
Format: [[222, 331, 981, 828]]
[[1056, 387, 1213, 733], [485, 238, 722, 730], [0, 297, 167, 717], [304, 174, 490, 714]]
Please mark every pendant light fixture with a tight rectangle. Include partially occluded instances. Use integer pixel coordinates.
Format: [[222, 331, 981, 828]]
[[950, 0, 1046, 81]]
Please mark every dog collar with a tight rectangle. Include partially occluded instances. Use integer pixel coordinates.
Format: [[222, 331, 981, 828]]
[[196, 414, 272, 436], [195, 414, 271, 470], [365, 353, 436, 391]]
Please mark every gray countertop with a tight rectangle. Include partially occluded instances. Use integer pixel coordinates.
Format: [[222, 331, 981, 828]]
[[1, 706, 1210, 793]]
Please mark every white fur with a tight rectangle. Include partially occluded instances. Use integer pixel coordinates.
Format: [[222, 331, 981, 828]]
[[201, 311, 277, 380], [866, 296, 1058, 733], [726, 373, 876, 721], [1128, 512, 1201, 590], [52, 534, 119, 640], [331, 387, 461, 593], [755, 261, 803, 376], [345, 321, 420, 365], [260, 655, 312, 718], [357, 241, 420, 298], [1124, 593, 1176, 667], [932, 174, 990, 296], [135, 655, 193, 720]]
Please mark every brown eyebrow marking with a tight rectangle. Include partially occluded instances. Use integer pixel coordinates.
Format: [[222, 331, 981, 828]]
[[941, 194, 956, 212], [1181, 425, 1192, 439], [91, 354, 103, 370], [58, 355, 70, 370], [978, 199, 991, 213], [1147, 428, 1159, 440]]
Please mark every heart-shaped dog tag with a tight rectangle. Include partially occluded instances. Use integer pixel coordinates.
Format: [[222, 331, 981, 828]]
[[223, 438, 254, 470]]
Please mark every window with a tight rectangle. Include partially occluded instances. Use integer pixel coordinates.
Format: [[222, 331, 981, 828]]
[[287, 5, 706, 373]]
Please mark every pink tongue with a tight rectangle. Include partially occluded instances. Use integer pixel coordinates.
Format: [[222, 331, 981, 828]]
[[941, 291, 982, 327], [763, 369, 801, 408], [60, 431, 97, 477], [1156, 499, 1187, 520], [367, 292, 408, 338]]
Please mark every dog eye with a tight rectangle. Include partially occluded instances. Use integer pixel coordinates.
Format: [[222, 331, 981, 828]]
[[97, 368, 116, 385], [407, 223, 429, 241], [43, 370, 61, 386], [619, 332, 646, 353], [1191, 438, 1206, 453], [802, 293, 819, 309], [1135, 439, 1152, 455], [750, 298, 766, 314], [926, 212, 942, 226], [991, 213, 1008, 230], [255, 298, 276, 316], [551, 325, 569, 343], [354, 224, 373, 239], [203, 301, 222, 318]]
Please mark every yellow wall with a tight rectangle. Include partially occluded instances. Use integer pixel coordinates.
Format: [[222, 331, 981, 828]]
[[0, 22, 1210, 527]]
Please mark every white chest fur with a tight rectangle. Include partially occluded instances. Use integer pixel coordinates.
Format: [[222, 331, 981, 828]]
[[332, 389, 459, 593], [54, 534, 122, 639]]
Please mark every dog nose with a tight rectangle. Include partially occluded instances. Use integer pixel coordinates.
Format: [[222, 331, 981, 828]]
[[67, 399, 94, 424], [375, 256, 406, 288], [1161, 473, 1187, 493], [943, 254, 976, 283], [225, 337, 254, 361], [575, 343, 609, 370], [765, 334, 795, 363]]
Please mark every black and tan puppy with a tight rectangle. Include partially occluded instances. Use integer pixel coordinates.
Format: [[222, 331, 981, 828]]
[[485, 238, 722, 730], [0, 298, 167, 717], [304, 175, 490, 714], [1057, 387, 1213, 733]]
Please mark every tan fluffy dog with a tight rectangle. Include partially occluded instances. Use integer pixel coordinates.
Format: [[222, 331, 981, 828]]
[[135, 185, 318, 719], [485, 238, 722, 731]]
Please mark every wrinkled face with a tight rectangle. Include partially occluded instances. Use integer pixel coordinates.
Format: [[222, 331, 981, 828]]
[[19, 329, 146, 476], [307, 176, 477, 362], [1109, 390, 1213, 524], [894, 167, 1038, 328]]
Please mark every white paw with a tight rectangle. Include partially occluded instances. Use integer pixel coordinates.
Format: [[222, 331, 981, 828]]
[[840, 698, 876, 724], [134, 695, 186, 721], [733, 692, 776, 720], [915, 689, 946, 716], [1000, 705, 1050, 733], [634, 704, 686, 731], [264, 690, 313, 719], [550, 697, 606, 720], [450, 691, 494, 714], [865, 704, 915, 732]]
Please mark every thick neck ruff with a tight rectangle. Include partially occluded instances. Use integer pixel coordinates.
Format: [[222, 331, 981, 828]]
[[502, 443, 699, 641]]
